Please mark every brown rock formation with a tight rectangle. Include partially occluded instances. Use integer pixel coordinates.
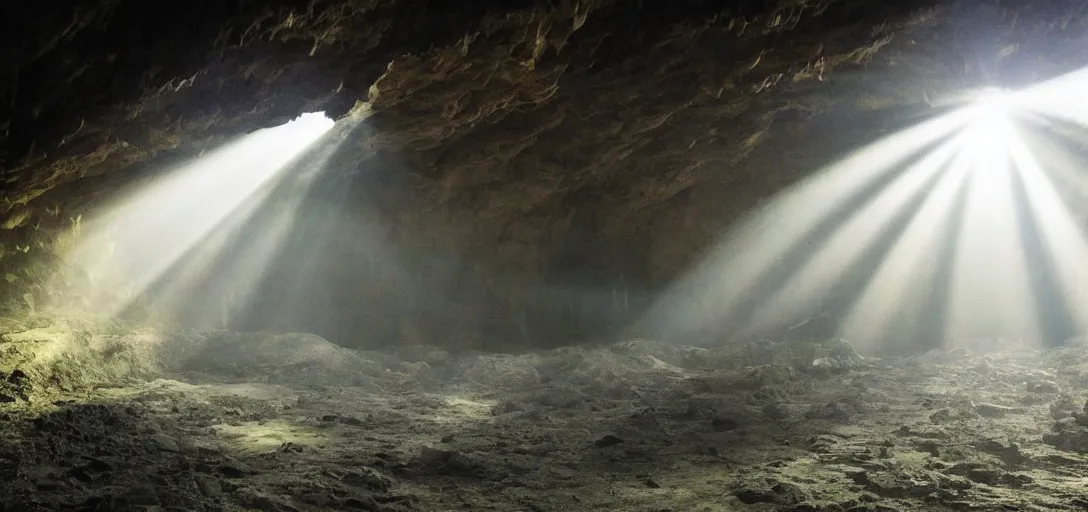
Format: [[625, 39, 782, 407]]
[[1, 0, 1087, 350]]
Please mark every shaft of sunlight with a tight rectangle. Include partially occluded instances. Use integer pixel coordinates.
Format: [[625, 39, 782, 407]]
[[639, 107, 974, 342], [739, 135, 966, 339], [55, 112, 336, 317], [142, 118, 355, 328], [645, 65, 1088, 352], [1005, 128, 1088, 335], [837, 141, 974, 348], [1015, 68, 1088, 127], [944, 114, 1040, 346]]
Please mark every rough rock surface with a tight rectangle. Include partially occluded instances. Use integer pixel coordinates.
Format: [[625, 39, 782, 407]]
[[4, 323, 1088, 511], [3, 1, 1088, 349]]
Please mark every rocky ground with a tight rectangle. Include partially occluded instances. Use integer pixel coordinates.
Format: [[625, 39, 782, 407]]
[[3, 319, 1088, 511]]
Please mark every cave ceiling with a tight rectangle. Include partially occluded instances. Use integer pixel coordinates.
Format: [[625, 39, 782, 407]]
[[1, 0, 1088, 326]]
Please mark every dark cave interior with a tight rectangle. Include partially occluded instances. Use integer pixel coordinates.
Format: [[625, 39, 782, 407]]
[[5, 1, 1088, 510]]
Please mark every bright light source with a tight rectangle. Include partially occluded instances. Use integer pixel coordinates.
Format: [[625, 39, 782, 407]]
[[285, 111, 336, 131], [975, 87, 1013, 108], [53, 111, 338, 318], [967, 88, 1018, 127]]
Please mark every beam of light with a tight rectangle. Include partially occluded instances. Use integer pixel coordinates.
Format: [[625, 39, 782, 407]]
[[135, 118, 358, 329], [837, 142, 974, 347], [1014, 68, 1088, 127], [54, 112, 336, 318], [943, 113, 1041, 346], [643, 67, 1088, 353], [636, 108, 974, 343], [1004, 127, 1088, 336], [738, 135, 965, 340], [133, 114, 409, 343]]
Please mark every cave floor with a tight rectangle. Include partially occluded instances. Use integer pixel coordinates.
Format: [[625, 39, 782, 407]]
[[3, 333, 1088, 512]]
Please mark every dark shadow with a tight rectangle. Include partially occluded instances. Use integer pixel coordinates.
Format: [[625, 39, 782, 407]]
[[0, 393, 416, 512]]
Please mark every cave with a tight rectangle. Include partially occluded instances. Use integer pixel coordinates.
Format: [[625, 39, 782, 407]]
[[5, 0, 1088, 510]]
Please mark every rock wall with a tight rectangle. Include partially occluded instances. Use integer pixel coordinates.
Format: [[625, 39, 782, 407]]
[[2, 0, 1088, 349]]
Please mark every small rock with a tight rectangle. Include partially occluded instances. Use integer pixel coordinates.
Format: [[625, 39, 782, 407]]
[[946, 461, 1032, 487], [807, 435, 841, 453], [827, 338, 865, 361], [68, 458, 113, 483], [930, 406, 978, 423], [491, 401, 522, 415], [7, 369, 27, 384], [195, 475, 222, 497], [915, 440, 941, 457], [277, 442, 305, 453], [341, 416, 364, 426], [762, 402, 789, 420], [895, 424, 951, 440], [151, 433, 179, 452], [1043, 420, 1088, 454], [414, 446, 482, 477], [805, 400, 855, 421], [1049, 396, 1079, 420], [34, 479, 61, 491], [342, 497, 383, 510], [217, 460, 250, 478], [644, 478, 660, 488], [340, 467, 392, 491], [975, 440, 1026, 466], [847, 469, 870, 485], [711, 416, 739, 431], [1027, 380, 1061, 394], [975, 403, 1020, 418], [595, 435, 624, 448], [811, 357, 840, 373], [418, 446, 454, 465], [929, 408, 952, 423], [735, 480, 809, 505]]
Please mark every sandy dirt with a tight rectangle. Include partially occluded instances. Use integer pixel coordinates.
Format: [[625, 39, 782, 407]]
[[3, 327, 1088, 511]]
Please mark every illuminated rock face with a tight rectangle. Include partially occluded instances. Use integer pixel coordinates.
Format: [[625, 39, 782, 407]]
[[1, 1, 1087, 349]]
